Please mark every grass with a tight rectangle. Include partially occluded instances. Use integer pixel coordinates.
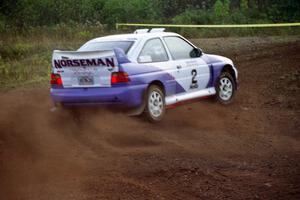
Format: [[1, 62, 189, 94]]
[[0, 25, 299, 89], [0, 24, 106, 89], [0, 39, 62, 89]]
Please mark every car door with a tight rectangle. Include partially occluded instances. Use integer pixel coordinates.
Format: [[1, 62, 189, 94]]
[[163, 36, 210, 94], [137, 38, 178, 96]]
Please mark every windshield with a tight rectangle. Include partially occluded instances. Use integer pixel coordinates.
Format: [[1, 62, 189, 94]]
[[78, 41, 134, 53]]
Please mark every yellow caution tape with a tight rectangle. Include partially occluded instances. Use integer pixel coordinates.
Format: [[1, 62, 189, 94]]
[[116, 23, 300, 29]]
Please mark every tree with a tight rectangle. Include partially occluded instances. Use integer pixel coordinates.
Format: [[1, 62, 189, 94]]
[[223, 0, 230, 17], [102, 0, 158, 25], [214, 0, 224, 20], [213, 0, 231, 22], [240, 0, 248, 12]]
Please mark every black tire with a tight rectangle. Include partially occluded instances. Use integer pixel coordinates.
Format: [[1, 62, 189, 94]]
[[143, 85, 166, 122], [216, 72, 236, 105]]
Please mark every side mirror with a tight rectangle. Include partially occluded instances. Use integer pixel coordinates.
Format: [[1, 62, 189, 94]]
[[190, 48, 203, 58]]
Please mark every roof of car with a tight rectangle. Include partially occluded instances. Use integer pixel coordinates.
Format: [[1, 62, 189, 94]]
[[87, 32, 180, 43]]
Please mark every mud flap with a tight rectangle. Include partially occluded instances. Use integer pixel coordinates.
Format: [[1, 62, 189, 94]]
[[126, 89, 147, 116]]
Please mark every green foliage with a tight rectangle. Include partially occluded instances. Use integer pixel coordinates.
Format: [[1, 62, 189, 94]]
[[102, 0, 158, 26], [1, 0, 296, 38], [213, 0, 224, 21], [77, 31, 92, 40], [213, 0, 231, 22], [173, 9, 213, 25], [0, 14, 5, 32], [175, 0, 254, 25], [223, 0, 230, 17], [1, 0, 299, 27], [240, 0, 248, 12], [0, 0, 106, 26], [0, 42, 34, 60]]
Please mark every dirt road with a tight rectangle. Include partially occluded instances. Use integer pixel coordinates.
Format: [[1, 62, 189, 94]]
[[0, 37, 299, 200]]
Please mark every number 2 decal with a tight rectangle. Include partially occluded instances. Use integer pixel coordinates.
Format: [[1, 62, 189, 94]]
[[190, 69, 199, 89]]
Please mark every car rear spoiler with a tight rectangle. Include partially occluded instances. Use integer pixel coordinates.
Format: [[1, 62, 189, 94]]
[[52, 48, 131, 69]]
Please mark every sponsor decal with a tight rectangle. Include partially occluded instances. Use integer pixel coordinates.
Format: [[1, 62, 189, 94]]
[[54, 57, 115, 68]]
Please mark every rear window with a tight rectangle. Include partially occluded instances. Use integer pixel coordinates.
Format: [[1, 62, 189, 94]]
[[78, 41, 134, 53]]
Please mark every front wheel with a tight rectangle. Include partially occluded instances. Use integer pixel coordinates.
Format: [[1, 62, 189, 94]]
[[216, 72, 236, 105], [144, 85, 166, 122]]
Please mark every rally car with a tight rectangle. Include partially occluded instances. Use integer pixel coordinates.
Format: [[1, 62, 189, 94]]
[[50, 28, 238, 122]]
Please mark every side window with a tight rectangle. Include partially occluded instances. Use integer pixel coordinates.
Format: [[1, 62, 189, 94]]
[[164, 37, 195, 60], [138, 38, 168, 63]]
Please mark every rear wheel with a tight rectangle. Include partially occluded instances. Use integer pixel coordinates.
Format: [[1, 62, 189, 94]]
[[216, 72, 236, 104], [144, 85, 165, 122]]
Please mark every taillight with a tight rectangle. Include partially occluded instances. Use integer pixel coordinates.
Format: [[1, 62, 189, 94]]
[[111, 72, 130, 84], [50, 73, 62, 85]]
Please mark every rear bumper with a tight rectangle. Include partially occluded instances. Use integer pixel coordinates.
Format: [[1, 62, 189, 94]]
[[50, 84, 147, 108]]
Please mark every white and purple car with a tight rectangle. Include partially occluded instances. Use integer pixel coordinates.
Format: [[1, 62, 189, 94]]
[[50, 29, 238, 122]]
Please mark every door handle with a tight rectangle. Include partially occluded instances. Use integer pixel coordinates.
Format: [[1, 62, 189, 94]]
[[177, 65, 182, 69]]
